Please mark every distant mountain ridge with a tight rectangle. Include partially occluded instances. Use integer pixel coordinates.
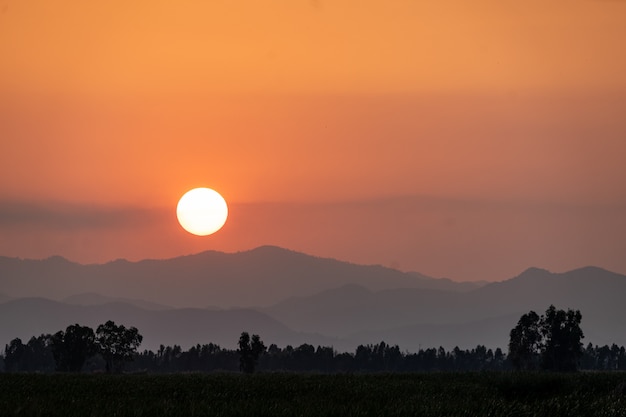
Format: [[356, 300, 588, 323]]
[[263, 266, 626, 349], [0, 246, 480, 308], [62, 293, 173, 311], [1, 247, 624, 352]]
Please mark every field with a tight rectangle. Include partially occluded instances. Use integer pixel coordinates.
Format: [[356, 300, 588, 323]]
[[1, 372, 626, 417]]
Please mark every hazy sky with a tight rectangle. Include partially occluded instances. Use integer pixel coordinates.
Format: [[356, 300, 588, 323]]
[[1, 0, 625, 281]]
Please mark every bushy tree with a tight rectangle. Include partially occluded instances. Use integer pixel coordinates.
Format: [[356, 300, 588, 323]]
[[4, 338, 26, 372], [51, 324, 96, 372], [238, 332, 266, 373], [508, 311, 542, 370], [27, 335, 55, 372], [508, 305, 584, 371], [541, 305, 583, 371], [4, 336, 56, 372], [95, 320, 143, 373]]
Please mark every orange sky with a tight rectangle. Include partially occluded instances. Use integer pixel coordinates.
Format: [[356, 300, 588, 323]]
[[1, 0, 625, 281]]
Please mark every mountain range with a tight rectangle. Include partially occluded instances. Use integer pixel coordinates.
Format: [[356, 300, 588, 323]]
[[1, 246, 624, 352], [0, 246, 479, 308]]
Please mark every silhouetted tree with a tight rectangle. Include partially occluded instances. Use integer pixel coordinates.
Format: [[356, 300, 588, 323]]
[[493, 348, 506, 370], [4, 338, 26, 372], [315, 346, 336, 372], [50, 324, 96, 372], [25, 335, 55, 372], [617, 346, 626, 370], [509, 306, 584, 371], [237, 332, 266, 373], [354, 344, 372, 371], [293, 343, 315, 371], [4, 335, 56, 372], [508, 311, 542, 370], [540, 305, 583, 371], [95, 320, 143, 373]]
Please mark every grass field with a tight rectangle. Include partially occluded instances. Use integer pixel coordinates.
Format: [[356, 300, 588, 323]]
[[1, 372, 626, 417]]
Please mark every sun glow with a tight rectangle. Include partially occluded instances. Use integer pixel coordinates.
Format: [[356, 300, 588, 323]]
[[176, 188, 228, 236]]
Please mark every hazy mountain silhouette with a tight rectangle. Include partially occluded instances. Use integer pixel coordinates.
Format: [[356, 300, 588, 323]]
[[62, 293, 173, 311], [0, 246, 479, 308], [0, 298, 341, 352], [262, 284, 467, 336], [263, 266, 626, 349], [1, 247, 624, 351]]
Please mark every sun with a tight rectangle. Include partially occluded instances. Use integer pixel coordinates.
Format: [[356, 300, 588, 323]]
[[176, 188, 228, 236]]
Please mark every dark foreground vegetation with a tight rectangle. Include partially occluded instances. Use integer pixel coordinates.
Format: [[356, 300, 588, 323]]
[[6, 332, 626, 374], [2, 372, 626, 417], [4, 305, 625, 374]]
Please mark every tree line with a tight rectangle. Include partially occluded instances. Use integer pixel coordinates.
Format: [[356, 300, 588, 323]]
[[2, 305, 626, 373], [3, 320, 142, 373]]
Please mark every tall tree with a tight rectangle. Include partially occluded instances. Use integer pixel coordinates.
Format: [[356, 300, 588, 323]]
[[4, 338, 26, 372], [508, 305, 584, 371], [540, 305, 584, 371], [508, 311, 542, 370], [238, 332, 266, 374], [26, 334, 56, 372], [95, 320, 143, 373], [51, 324, 96, 372]]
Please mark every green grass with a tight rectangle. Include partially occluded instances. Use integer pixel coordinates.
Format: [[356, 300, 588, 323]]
[[1, 372, 626, 417]]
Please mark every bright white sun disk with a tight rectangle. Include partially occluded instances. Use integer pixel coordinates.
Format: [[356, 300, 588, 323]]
[[176, 188, 228, 236]]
